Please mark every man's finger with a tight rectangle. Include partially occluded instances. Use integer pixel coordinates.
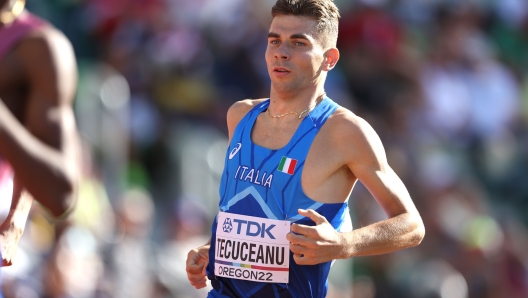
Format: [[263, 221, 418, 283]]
[[287, 230, 307, 242], [190, 277, 207, 289], [290, 223, 317, 238], [194, 283, 207, 290], [289, 242, 309, 255], [188, 265, 208, 289], [187, 262, 202, 273], [293, 253, 316, 265], [298, 209, 327, 225], [187, 262, 204, 274], [188, 269, 207, 281], [186, 251, 207, 272]]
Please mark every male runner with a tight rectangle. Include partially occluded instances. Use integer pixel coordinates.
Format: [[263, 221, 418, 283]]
[[187, 0, 424, 297], [0, 0, 79, 266]]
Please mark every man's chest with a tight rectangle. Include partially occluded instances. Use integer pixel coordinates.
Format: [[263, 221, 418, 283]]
[[249, 116, 343, 183], [250, 115, 300, 150]]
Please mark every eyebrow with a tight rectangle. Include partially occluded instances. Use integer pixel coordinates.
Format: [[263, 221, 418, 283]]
[[268, 32, 311, 41]]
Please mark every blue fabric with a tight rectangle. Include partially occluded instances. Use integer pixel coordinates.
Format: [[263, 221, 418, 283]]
[[208, 288, 232, 298], [208, 97, 349, 298]]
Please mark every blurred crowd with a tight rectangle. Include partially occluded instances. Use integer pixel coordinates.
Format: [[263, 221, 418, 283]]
[[2, 0, 528, 297]]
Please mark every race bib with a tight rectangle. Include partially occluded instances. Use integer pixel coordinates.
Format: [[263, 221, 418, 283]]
[[215, 212, 291, 283]]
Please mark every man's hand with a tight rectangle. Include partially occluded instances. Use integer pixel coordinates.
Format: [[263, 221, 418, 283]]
[[186, 245, 210, 289], [287, 209, 348, 265]]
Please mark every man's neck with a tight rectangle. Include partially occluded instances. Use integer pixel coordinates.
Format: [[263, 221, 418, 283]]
[[268, 88, 326, 116]]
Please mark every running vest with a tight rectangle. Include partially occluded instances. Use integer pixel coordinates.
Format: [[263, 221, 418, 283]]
[[208, 96, 351, 298]]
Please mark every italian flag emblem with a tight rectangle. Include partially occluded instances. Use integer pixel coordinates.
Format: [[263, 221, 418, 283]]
[[278, 156, 297, 175]]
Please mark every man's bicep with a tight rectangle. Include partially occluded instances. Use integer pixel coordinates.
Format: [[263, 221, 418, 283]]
[[356, 165, 414, 217], [344, 119, 414, 217]]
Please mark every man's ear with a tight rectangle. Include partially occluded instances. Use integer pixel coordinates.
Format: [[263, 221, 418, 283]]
[[322, 48, 340, 71]]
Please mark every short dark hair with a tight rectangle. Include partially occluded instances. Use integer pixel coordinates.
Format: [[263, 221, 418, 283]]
[[271, 0, 340, 48]]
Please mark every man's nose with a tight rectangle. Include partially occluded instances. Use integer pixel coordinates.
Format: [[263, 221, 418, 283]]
[[274, 46, 290, 60]]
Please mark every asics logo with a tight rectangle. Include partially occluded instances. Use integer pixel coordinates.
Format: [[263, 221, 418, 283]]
[[222, 218, 233, 233], [229, 143, 242, 160]]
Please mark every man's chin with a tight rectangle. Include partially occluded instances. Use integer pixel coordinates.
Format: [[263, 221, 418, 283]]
[[271, 82, 299, 94]]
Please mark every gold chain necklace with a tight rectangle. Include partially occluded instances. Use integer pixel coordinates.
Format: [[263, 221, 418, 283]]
[[268, 93, 326, 119], [0, 0, 26, 26]]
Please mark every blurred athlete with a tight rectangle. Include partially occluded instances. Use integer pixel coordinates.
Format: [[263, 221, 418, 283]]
[[186, 0, 424, 297], [0, 0, 80, 266]]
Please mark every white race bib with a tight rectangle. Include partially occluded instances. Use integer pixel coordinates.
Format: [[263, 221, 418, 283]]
[[215, 212, 291, 283]]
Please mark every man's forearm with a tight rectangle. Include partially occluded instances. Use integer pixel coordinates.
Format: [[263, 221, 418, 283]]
[[341, 212, 424, 258]]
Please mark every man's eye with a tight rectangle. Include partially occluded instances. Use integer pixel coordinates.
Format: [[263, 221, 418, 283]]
[[294, 42, 305, 46], [270, 40, 280, 45]]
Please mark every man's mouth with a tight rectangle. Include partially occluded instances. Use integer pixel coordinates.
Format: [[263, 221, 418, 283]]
[[273, 67, 290, 73]]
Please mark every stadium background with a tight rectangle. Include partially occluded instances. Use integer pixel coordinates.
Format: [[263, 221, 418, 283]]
[[2, 0, 528, 297]]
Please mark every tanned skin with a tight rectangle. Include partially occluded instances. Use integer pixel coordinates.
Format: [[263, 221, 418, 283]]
[[0, 3, 79, 266]]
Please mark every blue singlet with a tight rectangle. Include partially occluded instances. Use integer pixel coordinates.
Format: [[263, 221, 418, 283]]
[[207, 96, 351, 298]]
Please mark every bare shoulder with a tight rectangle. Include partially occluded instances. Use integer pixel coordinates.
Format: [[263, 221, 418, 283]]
[[18, 24, 75, 63], [16, 24, 77, 104], [227, 98, 267, 138], [227, 98, 267, 121], [323, 107, 386, 163], [326, 107, 378, 139]]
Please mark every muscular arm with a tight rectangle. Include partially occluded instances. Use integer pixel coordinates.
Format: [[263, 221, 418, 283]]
[[0, 27, 79, 218], [340, 172, 423, 257], [340, 116, 424, 257], [288, 112, 424, 264]]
